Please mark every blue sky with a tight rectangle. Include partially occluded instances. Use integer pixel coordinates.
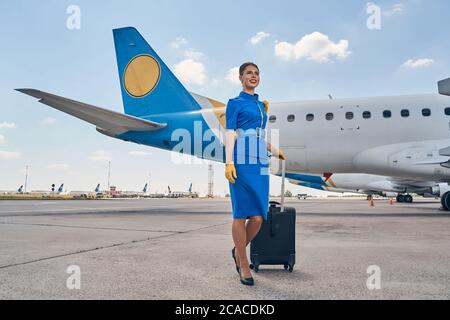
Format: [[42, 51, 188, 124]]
[[1, 0, 449, 195]]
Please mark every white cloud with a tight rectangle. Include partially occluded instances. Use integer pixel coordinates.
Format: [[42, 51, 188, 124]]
[[0, 135, 6, 144], [0, 122, 16, 129], [0, 150, 21, 160], [402, 58, 434, 69], [40, 117, 56, 125], [250, 32, 270, 45], [275, 31, 351, 63], [174, 59, 207, 85], [184, 48, 204, 60], [47, 163, 70, 170], [89, 150, 112, 162], [128, 151, 152, 157], [274, 41, 295, 61], [383, 3, 405, 17], [226, 67, 241, 85], [171, 37, 188, 49]]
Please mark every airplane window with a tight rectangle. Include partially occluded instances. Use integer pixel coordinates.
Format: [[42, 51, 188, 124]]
[[287, 114, 295, 122], [326, 113, 334, 121], [345, 112, 354, 120], [401, 109, 410, 117], [306, 114, 314, 121], [383, 110, 392, 118], [445, 108, 450, 116], [422, 108, 431, 117], [269, 115, 277, 123], [362, 111, 371, 119]]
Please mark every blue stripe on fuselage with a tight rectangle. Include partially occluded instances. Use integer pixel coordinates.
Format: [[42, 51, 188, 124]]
[[279, 173, 325, 185], [298, 182, 325, 190]]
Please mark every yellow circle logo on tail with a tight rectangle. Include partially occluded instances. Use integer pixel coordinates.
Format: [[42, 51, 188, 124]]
[[123, 55, 160, 98]]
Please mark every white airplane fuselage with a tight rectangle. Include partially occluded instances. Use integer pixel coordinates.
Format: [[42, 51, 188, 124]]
[[263, 94, 450, 182]]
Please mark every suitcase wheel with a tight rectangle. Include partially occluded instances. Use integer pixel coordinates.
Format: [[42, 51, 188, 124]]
[[249, 263, 259, 272], [284, 265, 294, 272]]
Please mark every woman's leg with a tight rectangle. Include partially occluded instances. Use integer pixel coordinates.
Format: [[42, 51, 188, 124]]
[[233, 216, 263, 277], [232, 219, 252, 278], [246, 216, 263, 245]]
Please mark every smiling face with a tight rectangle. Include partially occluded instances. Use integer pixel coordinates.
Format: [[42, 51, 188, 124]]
[[239, 65, 260, 91]]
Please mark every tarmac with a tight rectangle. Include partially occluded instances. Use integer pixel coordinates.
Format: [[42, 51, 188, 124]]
[[0, 197, 449, 300]]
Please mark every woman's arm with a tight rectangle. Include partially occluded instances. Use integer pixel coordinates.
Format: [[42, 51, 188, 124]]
[[225, 130, 238, 183], [225, 130, 237, 164], [267, 142, 286, 160]]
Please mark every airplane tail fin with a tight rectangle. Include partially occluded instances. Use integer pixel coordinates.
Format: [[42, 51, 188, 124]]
[[113, 27, 201, 118], [95, 184, 100, 192]]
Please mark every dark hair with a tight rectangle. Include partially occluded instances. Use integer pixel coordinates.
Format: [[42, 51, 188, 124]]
[[239, 62, 259, 76]]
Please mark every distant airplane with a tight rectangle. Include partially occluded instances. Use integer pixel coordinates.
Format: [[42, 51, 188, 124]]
[[167, 183, 199, 198], [123, 183, 149, 197], [74, 183, 102, 198], [55, 183, 71, 195], [16, 26, 450, 210]]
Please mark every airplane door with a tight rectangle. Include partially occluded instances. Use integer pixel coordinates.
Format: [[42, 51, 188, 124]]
[[337, 105, 360, 133]]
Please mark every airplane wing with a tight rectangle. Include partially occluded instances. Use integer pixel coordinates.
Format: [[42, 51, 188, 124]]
[[16, 89, 167, 136]]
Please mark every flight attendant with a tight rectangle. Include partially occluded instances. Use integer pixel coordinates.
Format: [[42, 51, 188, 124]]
[[225, 62, 286, 286]]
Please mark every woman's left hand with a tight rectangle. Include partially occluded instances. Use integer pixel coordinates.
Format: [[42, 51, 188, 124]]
[[277, 148, 286, 160]]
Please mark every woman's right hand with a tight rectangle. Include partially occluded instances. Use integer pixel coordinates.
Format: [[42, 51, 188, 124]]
[[225, 163, 237, 184]]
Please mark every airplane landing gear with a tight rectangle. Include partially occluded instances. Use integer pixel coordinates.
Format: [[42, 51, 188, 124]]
[[440, 192, 450, 211], [397, 194, 413, 203]]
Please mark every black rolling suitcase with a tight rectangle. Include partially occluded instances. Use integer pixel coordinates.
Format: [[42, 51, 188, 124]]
[[250, 160, 296, 272]]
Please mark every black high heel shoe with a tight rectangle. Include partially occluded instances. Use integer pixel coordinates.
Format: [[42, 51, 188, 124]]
[[231, 248, 240, 274], [239, 268, 254, 286]]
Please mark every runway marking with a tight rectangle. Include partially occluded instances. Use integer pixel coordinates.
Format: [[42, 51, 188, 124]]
[[0, 206, 156, 214], [0, 221, 230, 270], [0, 221, 185, 233], [0, 208, 230, 217]]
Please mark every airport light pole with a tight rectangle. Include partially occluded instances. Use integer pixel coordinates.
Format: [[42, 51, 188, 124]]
[[107, 161, 111, 194], [208, 162, 214, 198], [24, 165, 29, 193]]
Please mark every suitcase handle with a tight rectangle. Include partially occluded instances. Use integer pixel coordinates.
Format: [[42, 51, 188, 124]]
[[280, 160, 286, 213]]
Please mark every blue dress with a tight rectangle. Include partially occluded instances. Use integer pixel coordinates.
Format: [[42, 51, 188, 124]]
[[226, 91, 269, 221]]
